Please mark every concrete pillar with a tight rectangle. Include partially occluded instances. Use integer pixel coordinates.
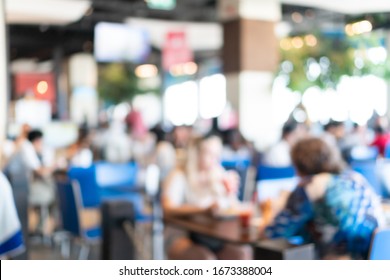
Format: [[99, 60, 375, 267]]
[[0, 0, 8, 165], [69, 53, 98, 127], [218, 0, 281, 151], [386, 32, 390, 121]]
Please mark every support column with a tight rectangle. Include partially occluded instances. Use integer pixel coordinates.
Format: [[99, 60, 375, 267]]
[[69, 53, 98, 127], [386, 31, 390, 121], [218, 0, 281, 151], [0, 0, 7, 165], [53, 45, 65, 119]]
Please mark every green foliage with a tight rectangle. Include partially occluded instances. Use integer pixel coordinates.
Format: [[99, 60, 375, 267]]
[[98, 63, 159, 104], [278, 31, 390, 94]]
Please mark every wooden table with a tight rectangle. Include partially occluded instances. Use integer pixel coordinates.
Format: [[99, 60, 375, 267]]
[[164, 214, 316, 260], [164, 214, 264, 245]]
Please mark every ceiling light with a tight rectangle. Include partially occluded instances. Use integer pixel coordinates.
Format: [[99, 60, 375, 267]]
[[36, 81, 48, 95], [304, 34, 317, 47], [280, 38, 292, 50], [135, 64, 159, 78], [291, 37, 304, 49], [145, 0, 176, 11], [291, 12, 303, 23]]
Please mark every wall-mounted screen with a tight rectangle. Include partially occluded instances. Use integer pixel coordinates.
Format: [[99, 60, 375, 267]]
[[94, 22, 151, 63]]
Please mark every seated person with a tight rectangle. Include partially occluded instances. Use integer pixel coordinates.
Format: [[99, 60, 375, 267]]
[[67, 128, 93, 168], [162, 134, 253, 260], [262, 121, 301, 167], [0, 172, 25, 259], [21, 130, 55, 235], [370, 123, 390, 157], [221, 129, 253, 161], [265, 137, 385, 259]]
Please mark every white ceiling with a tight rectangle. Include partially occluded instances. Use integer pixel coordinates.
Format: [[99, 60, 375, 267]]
[[5, 0, 91, 25], [5, 0, 390, 26], [282, 0, 390, 14]]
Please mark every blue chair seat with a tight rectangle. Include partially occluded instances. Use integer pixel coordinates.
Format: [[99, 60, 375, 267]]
[[257, 165, 296, 181], [350, 161, 382, 196], [84, 227, 101, 240], [369, 228, 390, 260], [95, 162, 138, 190]]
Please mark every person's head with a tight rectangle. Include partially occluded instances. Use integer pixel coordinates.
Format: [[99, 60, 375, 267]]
[[291, 137, 344, 177], [187, 134, 223, 172], [77, 127, 91, 148], [374, 124, 386, 135], [19, 124, 31, 138], [282, 121, 299, 145], [173, 126, 193, 148], [324, 121, 345, 139], [224, 129, 246, 151], [150, 124, 166, 143], [27, 130, 44, 152]]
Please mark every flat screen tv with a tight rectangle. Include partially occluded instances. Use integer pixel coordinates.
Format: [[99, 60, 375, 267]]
[[94, 22, 151, 63]]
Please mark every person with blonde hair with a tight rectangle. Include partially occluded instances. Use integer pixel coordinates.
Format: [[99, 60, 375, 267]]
[[162, 134, 253, 260]]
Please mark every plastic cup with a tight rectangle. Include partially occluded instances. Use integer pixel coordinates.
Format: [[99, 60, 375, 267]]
[[238, 203, 254, 229]]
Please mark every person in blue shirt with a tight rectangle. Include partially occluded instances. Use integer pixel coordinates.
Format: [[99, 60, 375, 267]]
[[0, 172, 24, 259], [265, 137, 385, 259]]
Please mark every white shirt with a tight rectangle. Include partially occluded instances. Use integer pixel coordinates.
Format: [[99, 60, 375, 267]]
[[165, 170, 238, 210], [20, 140, 41, 171], [71, 148, 93, 168], [0, 172, 24, 259], [103, 123, 132, 163], [262, 140, 291, 167]]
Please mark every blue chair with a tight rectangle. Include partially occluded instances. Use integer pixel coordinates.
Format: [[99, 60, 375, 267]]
[[350, 161, 383, 196], [221, 158, 251, 170], [369, 228, 390, 260], [68, 166, 100, 208], [222, 158, 251, 201], [256, 165, 296, 181], [95, 161, 138, 190], [256, 165, 298, 203], [56, 175, 101, 259], [385, 144, 390, 159], [69, 163, 148, 221]]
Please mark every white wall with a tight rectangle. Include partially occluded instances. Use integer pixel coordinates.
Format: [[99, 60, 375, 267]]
[[0, 0, 8, 164]]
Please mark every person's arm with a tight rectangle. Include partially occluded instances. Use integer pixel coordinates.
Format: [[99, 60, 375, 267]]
[[162, 170, 214, 217], [0, 173, 25, 259], [263, 187, 314, 239], [163, 202, 214, 217]]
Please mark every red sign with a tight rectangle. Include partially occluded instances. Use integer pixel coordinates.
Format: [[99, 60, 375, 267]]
[[162, 31, 193, 71], [14, 73, 56, 109]]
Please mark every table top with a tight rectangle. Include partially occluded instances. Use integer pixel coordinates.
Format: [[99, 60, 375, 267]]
[[164, 214, 264, 245]]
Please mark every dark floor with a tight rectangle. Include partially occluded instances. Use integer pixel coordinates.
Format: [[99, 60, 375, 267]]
[[29, 237, 101, 260]]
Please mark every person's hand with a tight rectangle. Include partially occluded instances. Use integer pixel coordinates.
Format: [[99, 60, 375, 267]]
[[205, 202, 220, 217], [222, 170, 240, 195]]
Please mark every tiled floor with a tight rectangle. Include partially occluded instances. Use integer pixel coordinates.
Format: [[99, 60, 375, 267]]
[[27, 227, 158, 260], [29, 238, 101, 260]]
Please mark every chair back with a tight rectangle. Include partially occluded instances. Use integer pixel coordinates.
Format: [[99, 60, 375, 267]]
[[350, 161, 382, 196], [369, 228, 390, 260], [95, 162, 138, 189], [68, 166, 100, 208], [222, 158, 251, 201], [256, 165, 297, 202], [384, 144, 390, 159], [55, 175, 80, 237], [257, 165, 296, 181], [221, 158, 251, 170]]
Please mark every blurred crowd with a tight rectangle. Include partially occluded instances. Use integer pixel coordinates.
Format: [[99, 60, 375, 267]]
[[1, 110, 390, 260]]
